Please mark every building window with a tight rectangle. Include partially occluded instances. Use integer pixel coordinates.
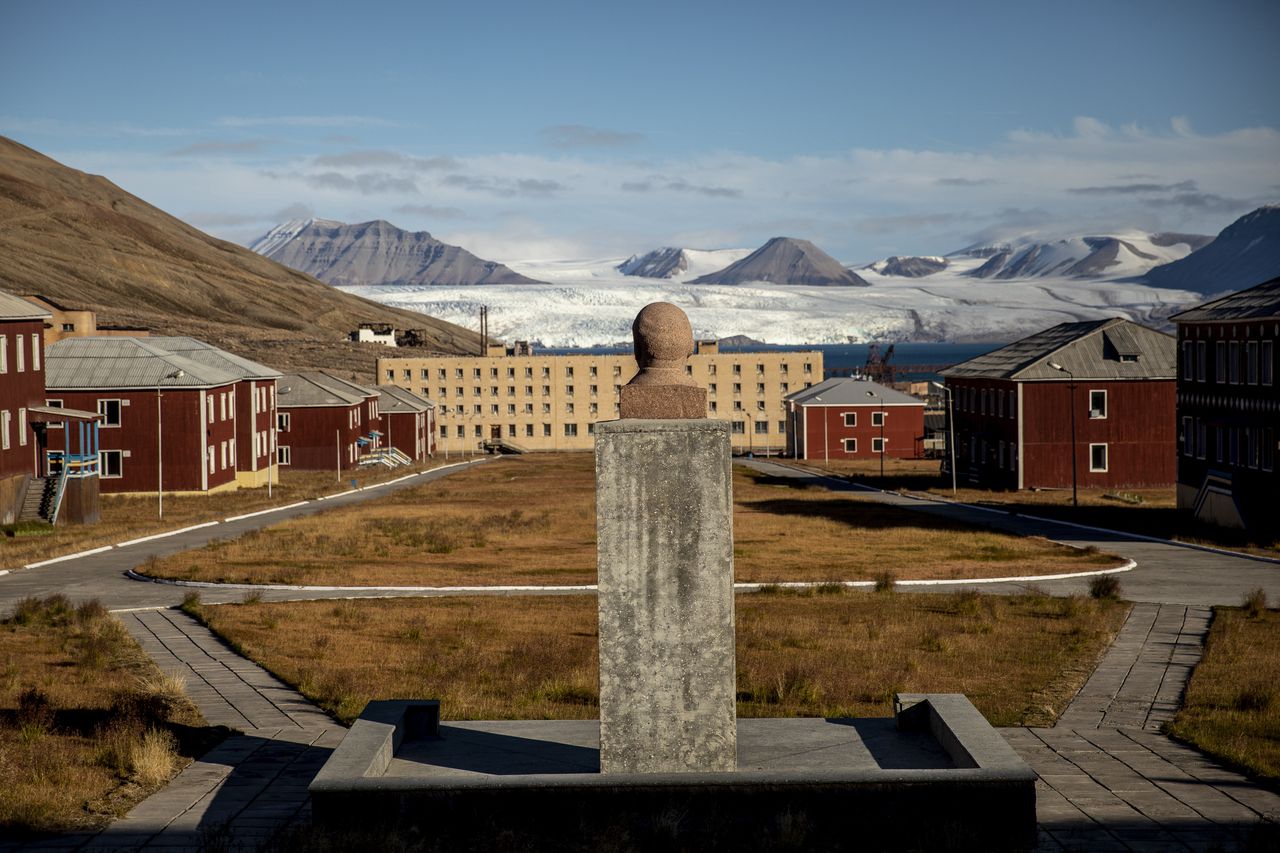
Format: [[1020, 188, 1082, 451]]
[[754, 420, 768, 435], [385, 369, 394, 380], [15, 335, 23, 372], [0, 410, 8, 450], [1090, 443, 1108, 472], [543, 423, 552, 437], [731, 421, 745, 434], [1089, 390, 1107, 419], [1181, 416, 1194, 456], [473, 424, 482, 438], [709, 383, 717, 395], [708, 364, 717, 376], [0, 335, 6, 372], [1181, 340, 1193, 381], [18, 407, 26, 446], [872, 437, 887, 453], [709, 401, 717, 413], [1229, 341, 1240, 383], [871, 411, 885, 427], [564, 423, 578, 437], [31, 336, 39, 371], [1263, 341, 1274, 385], [62, 323, 75, 332], [732, 364, 741, 375], [1247, 341, 1259, 385], [1196, 341, 1206, 382], [278, 446, 292, 465], [277, 412, 291, 431], [1215, 341, 1226, 383], [98, 399, 122, 427], [566, 403, 575, 415], [207, 397, 215, 424], [455, 386, 464, 397], [99, 449, 123, 478], [777, 420, 786, 434]]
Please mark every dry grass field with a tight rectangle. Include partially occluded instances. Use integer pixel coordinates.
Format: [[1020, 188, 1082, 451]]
[[0, 596, 223, 836], [188, 590, 1128, 729], [0, 459, 453, 571], [1167, 596, 1280, 783], [147, 454, 1120, 587], [795, 458, 1280, 558]]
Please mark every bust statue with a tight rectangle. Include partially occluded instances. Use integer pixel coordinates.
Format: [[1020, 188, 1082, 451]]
[[619, 302, 708, 418]]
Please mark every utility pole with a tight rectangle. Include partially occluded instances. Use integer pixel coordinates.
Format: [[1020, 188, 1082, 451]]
[[1048, 362, 1078, 507], [156, 369, 185, 518]]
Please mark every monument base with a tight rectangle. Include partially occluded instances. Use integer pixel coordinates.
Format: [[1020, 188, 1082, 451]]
[[310, 694, 1037, 851]]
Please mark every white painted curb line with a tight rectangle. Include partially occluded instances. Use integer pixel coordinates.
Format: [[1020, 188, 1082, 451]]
[[116, 521, 221, 548], [25, 545, 115, 568], [126, 560, 1135, 594], [224, 501, 310, 523]]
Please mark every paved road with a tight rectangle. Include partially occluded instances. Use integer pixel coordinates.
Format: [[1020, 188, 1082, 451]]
[[741, 459, 1280, 607]]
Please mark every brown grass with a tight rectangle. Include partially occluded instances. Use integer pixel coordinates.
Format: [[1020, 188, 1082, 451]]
[[0, 595, 223, 836], [0, 459, 453, 571], [795, 458, 1280, 558], [189, 591, 1128, 728], [1167, 606, 1280, 783], [148, 454, 1120, 587]]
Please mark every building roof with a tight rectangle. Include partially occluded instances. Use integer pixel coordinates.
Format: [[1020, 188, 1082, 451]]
[[377, 384, 435, 413], [940, 318, 1175, 381], [144, 337, 281, 380], [46, 337, 242, 390], [313, 371, 378, 400], [1169, 276, 1280, 323], [0, 290, 52, 321], [785, 377, 923, 406], [276, 373, 366, 408]]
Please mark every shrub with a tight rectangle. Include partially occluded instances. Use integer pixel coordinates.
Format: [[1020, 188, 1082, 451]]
[[873, 571, 896, 593], [242, 589, 264, 605], [131, 728, 179, 785], [75, 599, 108, 623], [180, 591, 202, 615], [1243, 588, 1268, 618], [1089, 574, 1122, 600]]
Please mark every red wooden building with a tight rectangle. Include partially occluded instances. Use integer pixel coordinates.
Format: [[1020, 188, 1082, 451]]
[[376, 385, 435, 462], [276, 372, 382, 471], [0, 293, 53, 521], [785, 378, 926, 460], [45, 338, 241, 495], [1170, 277, 1278, 533], [145, 338, 281, 488], [941, 318, 1176, 490]]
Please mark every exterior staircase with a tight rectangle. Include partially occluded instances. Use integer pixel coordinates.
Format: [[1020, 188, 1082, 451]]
[[17, 477, 56, 524], [481, 438, 529, 455]]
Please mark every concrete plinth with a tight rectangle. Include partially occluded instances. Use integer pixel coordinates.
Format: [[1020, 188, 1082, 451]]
[[594, 419, 736, 774]]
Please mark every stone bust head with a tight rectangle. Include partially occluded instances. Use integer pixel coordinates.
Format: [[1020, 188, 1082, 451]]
[[630, 302, 697, 387]]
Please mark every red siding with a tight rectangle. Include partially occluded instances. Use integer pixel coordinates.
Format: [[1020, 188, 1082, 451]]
[[794, 402, 925, 460], [384, 410, 428, 461], [46, 384, 238, 494], [235, 379, 277, 474], [277, 404, 363, 471], [0, 320, 47, 482]]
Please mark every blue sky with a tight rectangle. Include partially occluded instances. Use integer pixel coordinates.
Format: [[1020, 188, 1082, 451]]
[[3, 0, 1278, 261]]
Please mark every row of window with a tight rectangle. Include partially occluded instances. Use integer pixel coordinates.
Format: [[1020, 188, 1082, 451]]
[[389, 362, 814, 382], [966, 436, 1109, 472], [0, 333, 42, 375], [958, 386, 1110, 419], [1181, 339, 1275, 386], [841, 411, 886, 427], [1180, 417, 1276, 471], [0, 408, 28, 451], [840, 437, 888, 453], [428, 380, 798, 402], [438, 419, 787, 440]]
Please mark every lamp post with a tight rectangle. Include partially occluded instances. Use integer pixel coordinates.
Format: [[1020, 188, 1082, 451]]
[[935, 382, 957, 495], [156, 369, 185, 519], [744, 411, 754, 458], [1048, 361, 1078, 508], [866, 389, 884, 480]]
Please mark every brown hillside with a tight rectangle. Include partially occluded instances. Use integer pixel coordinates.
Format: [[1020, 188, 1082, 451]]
[[0, 136, 481, 375]]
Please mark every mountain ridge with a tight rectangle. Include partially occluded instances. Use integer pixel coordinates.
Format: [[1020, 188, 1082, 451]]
[[1144, 206, 1280, 295], [691, 236, 870, 286]]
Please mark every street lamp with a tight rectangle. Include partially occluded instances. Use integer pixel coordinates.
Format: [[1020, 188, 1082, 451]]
[[865, 389, 884, 479], [1048, 361, 1078, 508], [157, 368, 185, 518], [744, 411, 754, 458]]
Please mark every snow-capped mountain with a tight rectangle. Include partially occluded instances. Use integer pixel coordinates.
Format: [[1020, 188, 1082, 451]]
[[864, 256, 949, 277], [248, 218, 545, 287], [616, 246, 755, 281], [691, 237, 869, 286], [1144, 206, 1280, 294], [945, 232, 1211, 280]]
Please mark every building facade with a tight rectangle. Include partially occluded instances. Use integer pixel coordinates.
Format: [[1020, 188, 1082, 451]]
[[942, 318, 1177, 490], [0, 294, 53, 521], [21, 295, 148, 344], [276, 372, 382, 471], [377, 385, 435, 462], [45, 338, 242, 495], [1170, 277, 1279, 532], [377, 341, 823, 454], [785, 378, 926, 460]]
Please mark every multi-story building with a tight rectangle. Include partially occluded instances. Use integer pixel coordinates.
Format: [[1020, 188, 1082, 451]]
[[276, 372, 383, 471], [144, 338, 281, 489], [784, 377, 926, 460], [376, 341, 823, 454], [20, 295, 149, 344], [941, 318, 1176, 490], [0, 293, 53, 520], [45, 338, 242, 495], [1170, 277, 1279, 532], [376, 385, 435, 462]]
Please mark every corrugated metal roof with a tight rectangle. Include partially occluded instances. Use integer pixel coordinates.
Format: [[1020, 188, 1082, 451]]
[[377, 385, 435, 413], [786, 376, 923, 406], [145, 337, 282, 380], [312, 372, 378, 400], [941, 318, 1175, 381], [276, 373, 365, 408], [1169, 277, 1280, 322], [46, 337, 241, 389], [0, 291, 52, 321]]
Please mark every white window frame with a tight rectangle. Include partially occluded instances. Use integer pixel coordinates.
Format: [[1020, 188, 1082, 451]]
[[31, 335, 40, 371], [278, 446, 292, 465], [842, 412, 856, 427], [1089, 443, 1108, 473], [18, 407, 26, 446], [207, 447, 215, 474], [45, 399, 63, 428], [99, 449, 123, 479], [0, 335, 7, 373], [0, 410, 9, 450], [1181, 416, 1194, 456], [1089, 390, 1107, 420], [207, 397, 215, 424], [277, 411, 291, 431], [97, 398, 122, 427], [871, 411, 885, 427], [15, 334, 24, 372], [872, 436, 887, 453], [842, 437, 857, 453]]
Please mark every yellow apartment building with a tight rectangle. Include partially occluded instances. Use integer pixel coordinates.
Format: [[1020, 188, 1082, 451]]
[[377, 341, 824, 455]]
